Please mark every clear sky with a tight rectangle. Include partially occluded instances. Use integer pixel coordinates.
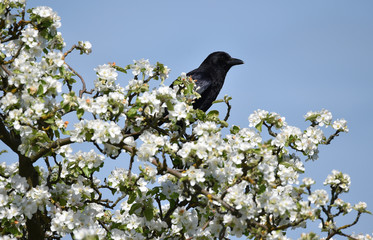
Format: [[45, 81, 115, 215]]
[[12, 0, 373, 238]]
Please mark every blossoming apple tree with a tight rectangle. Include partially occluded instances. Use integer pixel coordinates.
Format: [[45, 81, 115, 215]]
[[0, 1, 371, 240]]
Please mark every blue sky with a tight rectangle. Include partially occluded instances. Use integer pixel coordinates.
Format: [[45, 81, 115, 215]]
[[10, 0, 373, 237]]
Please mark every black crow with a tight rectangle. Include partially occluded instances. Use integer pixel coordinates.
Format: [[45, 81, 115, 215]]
[[125, 52, 243, 140], [184, 51, 244, 111]]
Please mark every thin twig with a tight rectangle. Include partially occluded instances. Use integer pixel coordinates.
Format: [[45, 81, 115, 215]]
[[337, 212, 361, 231], [1, 64, 13, 76], [263, 122, 277, 137], [64, 62, 92, 98], [223, 99, 231, 122], [324, 130, 341, 145], [127, 150, 136, 179], [62, 45, 93, 97], [62, 45, 77, 60]]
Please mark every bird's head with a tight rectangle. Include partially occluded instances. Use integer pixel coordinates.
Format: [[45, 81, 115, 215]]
[[201, 51, 244, 72]]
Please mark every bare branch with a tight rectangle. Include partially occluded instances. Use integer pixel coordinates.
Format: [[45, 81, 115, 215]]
[[223, 99, 231, 122], [62, 45, 77, 60], [64, 62, 93, 98], [324, 130, 341, 145], [127, 150, 136, 179], [263, 122, 277, 137]]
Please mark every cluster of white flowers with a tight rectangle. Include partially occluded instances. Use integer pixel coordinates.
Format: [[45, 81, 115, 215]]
[[78, 41, 92, 54], [225, 181, 256, 211], [138, 91, 163, 117], [131, 59, 154, 76], [332, 118, 349, 132], [272, 125, 302, 148], [169, 101, 190, 121], [308, 189, 329, 206], [137, 130, 167, 161], [305, 109, 333, 127], [354, 202, 368, 212], [77, 91, 128, 117], [171, 207, 199, 237], [302, 177, 316, 187], [248, 109, 269, 127], [324, 170, 351, 192], [158, 174, 180, 198], [107, 168, 130, 190], [0, 163, 51, 230], [249, 109, 286, 129], [45, 51, 65, 68], [295, 126, 324, 156], [70, 119, 123, 144], [94, 64, 119, 91], [31, 6, 61, 28], [65, 150, 105, 170], [21, 27, 39, 48], [50, 208, 105, 237], [178, 121, 225, 164], [227, 127, 262, 154], [182, 165, 205, 186]]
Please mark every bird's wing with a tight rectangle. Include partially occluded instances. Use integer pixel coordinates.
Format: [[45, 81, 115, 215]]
[[187, 70, 212, 95]]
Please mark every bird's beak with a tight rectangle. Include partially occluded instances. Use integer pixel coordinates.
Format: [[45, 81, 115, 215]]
[[228, 58, 244, 66]]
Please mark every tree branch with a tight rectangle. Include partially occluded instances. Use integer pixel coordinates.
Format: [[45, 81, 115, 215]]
[[0, 118, 20, 153], [30, 137, 72, 163], [223, 99, 231, 122], [263, 122, 277, 137], [64, 62, 93, 98], [324, 130, 341, 145], [1, 64, 13, 76]]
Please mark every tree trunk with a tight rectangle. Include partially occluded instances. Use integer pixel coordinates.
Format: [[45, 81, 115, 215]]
[[19, 155, 44, 239]]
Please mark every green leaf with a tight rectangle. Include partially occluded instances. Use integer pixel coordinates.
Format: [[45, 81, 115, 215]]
[[165, 100, 174, 112], [0, 4, 6, 15], [206, 110, 219, 122], [170, 192, 179, 200], [144, 206, 154, 221], [127, 107, 138, 118], [172, 79, 182, 86], [220, 120, 228, 128], [82, 166, 90, 177], [113, 65, 127, 74], [128, 191, 137, 204], [77, 108, 84, 119], [110, 188, 117, 195], [61, 129, 70, 135], [44, 118, 55, 124], [212, 99, 224, 104], [54, 130, 60, 139], [129, 203, 142, 215], [258, 184, 266, 194], [186, 82, 194, 94], [230, 125, 240, 134], [37, 84, 44, 95], [195, 109, 205, 120], [207, 110, 219, 118], [255, 121, 263, 132]]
